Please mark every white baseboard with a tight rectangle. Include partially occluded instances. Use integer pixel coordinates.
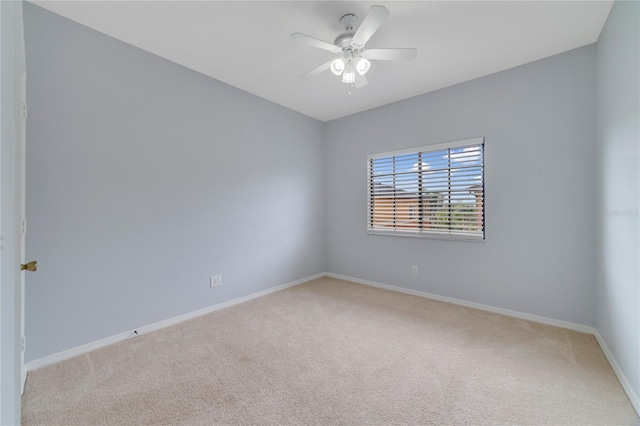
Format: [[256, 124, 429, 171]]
[[325, 272, 595, 334], [21, 364, 26, 394], [326, 272, 639, 416], [593, 330, 640, 415], [25, 272, 325, 372]]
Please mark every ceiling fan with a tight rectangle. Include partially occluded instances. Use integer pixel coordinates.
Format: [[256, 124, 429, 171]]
[[290, 5, 417, 89]]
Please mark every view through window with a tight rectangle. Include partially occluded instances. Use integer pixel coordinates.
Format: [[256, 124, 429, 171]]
[[367, 137, 484, 240]]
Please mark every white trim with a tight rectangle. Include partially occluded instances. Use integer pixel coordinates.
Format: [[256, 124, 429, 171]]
[[593, 330, 640, 415], [367, 137, 484, 160], [368, 229, 485, 242], [325, 272, 594, 334], [25, 273, 324, 372]]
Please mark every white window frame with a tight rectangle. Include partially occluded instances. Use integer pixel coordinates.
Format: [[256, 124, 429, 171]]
[[367, 137, 485, 241]]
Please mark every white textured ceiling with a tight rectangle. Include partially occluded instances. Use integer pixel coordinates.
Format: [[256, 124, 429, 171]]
[[32, 1, 613, 122]]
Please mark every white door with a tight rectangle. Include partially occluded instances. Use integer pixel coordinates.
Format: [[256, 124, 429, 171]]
[[0, 0, 27, 422]]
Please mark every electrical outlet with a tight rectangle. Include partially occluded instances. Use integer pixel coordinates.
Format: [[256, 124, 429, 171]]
[[210, 275, 222, 288], [412, 265, 418, 275]]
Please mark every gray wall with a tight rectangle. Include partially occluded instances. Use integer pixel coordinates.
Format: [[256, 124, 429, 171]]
[[325, 45, 598, 326], [595, 0, 640, 404], [24, 3, 325, 362]]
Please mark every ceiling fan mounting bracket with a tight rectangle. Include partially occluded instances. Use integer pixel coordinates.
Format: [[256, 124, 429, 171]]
[[340, 13, 358, 32], [334, 13, 359, 51]]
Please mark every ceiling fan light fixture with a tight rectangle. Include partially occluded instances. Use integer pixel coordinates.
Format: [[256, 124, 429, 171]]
[[291, 5, 417, 89], [330, 58, 345, 76], [342, 59, 355, 84], [355, 58, 371, 75]]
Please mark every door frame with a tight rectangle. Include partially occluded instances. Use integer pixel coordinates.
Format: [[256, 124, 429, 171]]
[[19, 70, 26, 394]]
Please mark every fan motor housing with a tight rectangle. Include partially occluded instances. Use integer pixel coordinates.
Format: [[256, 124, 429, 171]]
[[334, 33, 354, 50]]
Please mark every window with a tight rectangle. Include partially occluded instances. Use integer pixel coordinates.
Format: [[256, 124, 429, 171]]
[[367, 137, 484, 240]]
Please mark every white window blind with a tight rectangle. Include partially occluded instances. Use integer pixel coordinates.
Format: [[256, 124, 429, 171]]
[[367, 137, 485, 240]]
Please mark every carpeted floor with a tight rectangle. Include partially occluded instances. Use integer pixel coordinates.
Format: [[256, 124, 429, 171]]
[[22, 277, 638, 425]]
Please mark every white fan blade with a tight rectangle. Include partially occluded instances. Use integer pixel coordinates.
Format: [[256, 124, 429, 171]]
[[300, 60, 333, 79], [355, 72, 368, 88], [290, 33, 341, 53], [362, 48, 417, 61], [352, 5, 389, 47]]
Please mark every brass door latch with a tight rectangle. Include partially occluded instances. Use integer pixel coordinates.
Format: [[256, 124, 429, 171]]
[[21, 261, 37, 272]]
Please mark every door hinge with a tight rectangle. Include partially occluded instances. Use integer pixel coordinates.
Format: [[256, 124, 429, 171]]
[[21, 220, 27, 236], [21, 336, 25, 352], [22, 103, 27, 120]]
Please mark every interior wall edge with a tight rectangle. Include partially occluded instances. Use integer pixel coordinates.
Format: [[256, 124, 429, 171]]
[[593, 330, 640, 415]]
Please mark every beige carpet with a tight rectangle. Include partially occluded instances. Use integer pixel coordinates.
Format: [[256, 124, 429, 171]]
[[22, 277, 638, 425]]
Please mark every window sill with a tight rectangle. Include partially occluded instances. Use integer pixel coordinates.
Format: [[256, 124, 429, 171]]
[[367, 229, 485, 243]]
